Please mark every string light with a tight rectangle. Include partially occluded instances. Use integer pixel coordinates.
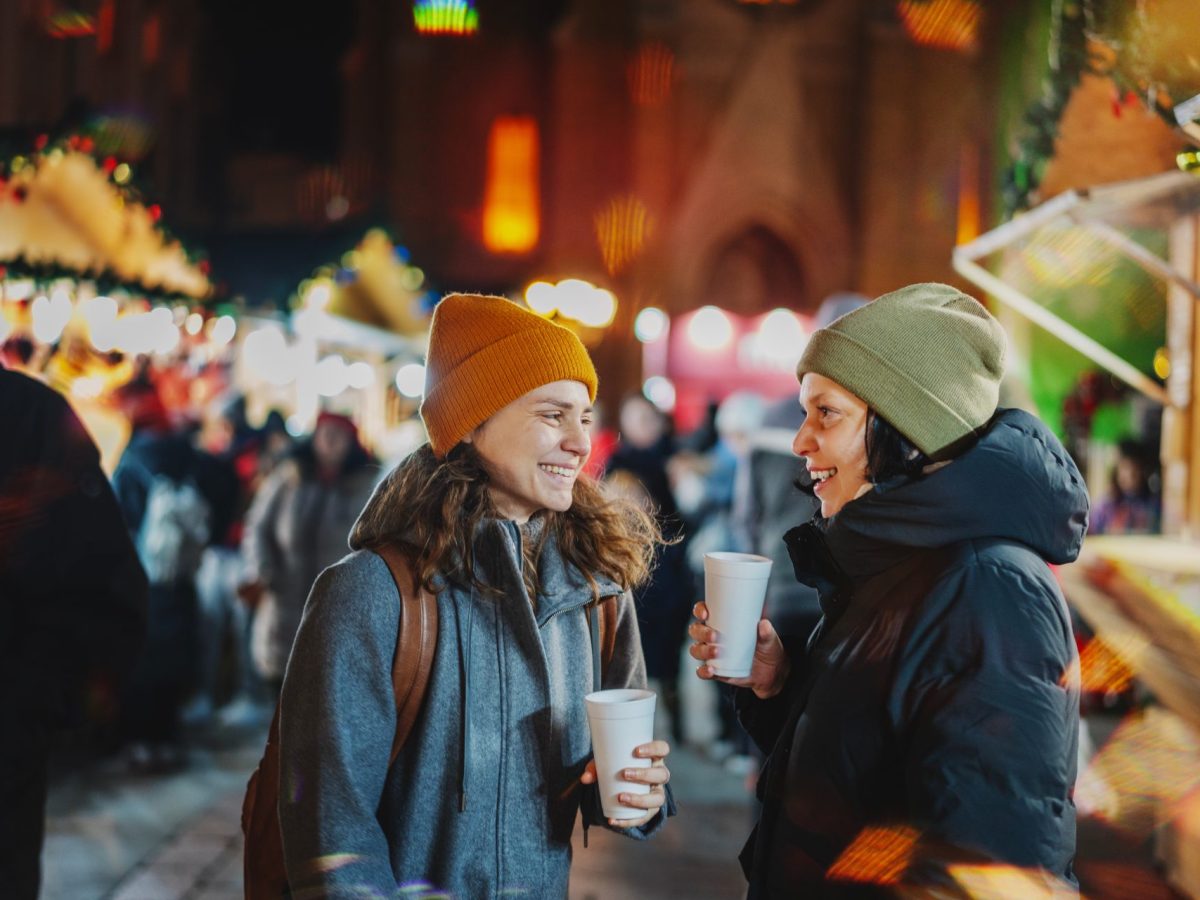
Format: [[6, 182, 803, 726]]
[[413, 0, 479, 36]]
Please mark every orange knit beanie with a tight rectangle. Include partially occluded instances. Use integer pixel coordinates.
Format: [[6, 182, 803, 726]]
[[419, 293, 599, 457]]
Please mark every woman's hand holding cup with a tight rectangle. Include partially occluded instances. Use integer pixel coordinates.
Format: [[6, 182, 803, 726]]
[[688, 601, 790, 699]]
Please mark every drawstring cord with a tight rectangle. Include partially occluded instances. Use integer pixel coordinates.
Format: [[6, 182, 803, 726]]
[[456, 587, 475, 813]]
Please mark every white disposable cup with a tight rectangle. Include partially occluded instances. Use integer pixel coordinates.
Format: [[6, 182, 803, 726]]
[[584, 688, 656, 820], [703, 552, 773, 678]]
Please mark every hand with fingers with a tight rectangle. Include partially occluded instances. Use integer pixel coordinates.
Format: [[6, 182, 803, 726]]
[[580, 740, 671, 828], [688, 601, 791, 699]]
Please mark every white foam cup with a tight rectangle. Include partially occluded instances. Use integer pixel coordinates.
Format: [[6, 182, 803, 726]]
[[584, 688, 657, 820], [703, 552, 773, 678]]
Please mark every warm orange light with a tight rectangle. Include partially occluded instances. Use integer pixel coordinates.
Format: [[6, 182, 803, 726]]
[[627, 42, 675, 107], [483, 117, 540, 254], [594, 195, 654, 275], [956, 142, 981, 246], [897, 0, 982, 53], [826, 826, 919, 885], [1078, 710, 1200, 837], [1070, 637, 1138, 694]]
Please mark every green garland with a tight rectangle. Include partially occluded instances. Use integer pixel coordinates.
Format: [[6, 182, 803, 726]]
[[0, 258, 214, 308], [1003, 0, 1200, 217], [1, 132, 210, 270]]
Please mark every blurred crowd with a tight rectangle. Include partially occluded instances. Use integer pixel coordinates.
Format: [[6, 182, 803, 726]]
[[105, 373, 381, 772]]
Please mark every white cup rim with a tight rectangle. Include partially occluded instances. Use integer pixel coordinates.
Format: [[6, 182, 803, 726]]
[[704, 552, 771, 564], [585, 688, 655, 705]]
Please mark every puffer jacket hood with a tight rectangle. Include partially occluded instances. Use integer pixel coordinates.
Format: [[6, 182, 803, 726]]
[[790, 408, 1089, 590]]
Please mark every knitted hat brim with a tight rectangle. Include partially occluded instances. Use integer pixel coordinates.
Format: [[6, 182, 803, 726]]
[[797, 328, 987, 459], [421, 327, 598, 456]]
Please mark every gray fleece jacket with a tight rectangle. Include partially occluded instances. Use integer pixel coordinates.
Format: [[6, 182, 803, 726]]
[[278, 517, 672, 899]]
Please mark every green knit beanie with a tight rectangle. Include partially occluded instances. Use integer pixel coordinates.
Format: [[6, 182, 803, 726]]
[[796, 283, 1007, 460]]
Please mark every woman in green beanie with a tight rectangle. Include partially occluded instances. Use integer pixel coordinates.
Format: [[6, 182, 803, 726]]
[[689, 283, 1088, 896]]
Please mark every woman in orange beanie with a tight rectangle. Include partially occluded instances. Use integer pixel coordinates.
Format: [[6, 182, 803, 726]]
[[275, 294, 674, 898]]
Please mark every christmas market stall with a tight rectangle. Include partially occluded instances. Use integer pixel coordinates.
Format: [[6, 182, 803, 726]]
[[953, 169, 1200, 897], [0, 137, 213, 470], [233, 228, 430, 462]]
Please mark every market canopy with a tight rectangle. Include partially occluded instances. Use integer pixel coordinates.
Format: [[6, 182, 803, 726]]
[[952, 170, 1200, 409], [0, 147, 210, 299], [294, 227, 429, 340]]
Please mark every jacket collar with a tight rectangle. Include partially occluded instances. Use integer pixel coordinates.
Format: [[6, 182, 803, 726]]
[[488, 516, 623, 626]]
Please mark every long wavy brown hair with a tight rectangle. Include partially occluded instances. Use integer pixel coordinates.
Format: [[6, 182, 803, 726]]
[[350, 443, 664, 600]]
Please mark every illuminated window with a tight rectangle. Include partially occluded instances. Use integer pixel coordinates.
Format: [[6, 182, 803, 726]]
[[897, 0, 982, 52], [483, 117, 540, 254]]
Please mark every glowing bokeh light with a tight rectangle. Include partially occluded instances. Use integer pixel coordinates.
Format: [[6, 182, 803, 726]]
[[31, 293, 73, 344], [315, 355, 350, 397], [556, 279, 616, 328], [643, 376, 676, 412], [210, 315, 237, 347], [185, 313, 204, 336], [634, 307, 669, 343], [745, 308, 807, 369], [346, 361, 376, 390], [395, 363, 427, 399], [482, 117, 539, 254], [244, 327, 299, 387], [687, 306, 734, 351], [525, 281, 557, 316], [1153, 347, 1170, 380]]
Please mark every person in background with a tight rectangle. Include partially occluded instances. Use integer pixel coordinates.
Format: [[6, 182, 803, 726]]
[[691, 284, 1086, 896], [186, 392, 265, 726], [239, 411, 378, 695], [277, 294, 673, 897], [1089, 438, 1161, 535], [734, 293, 869, 642], [254, 409, 294, 486], [672, 390, 765, 768], [111, 381, 221, 771], [606, 392, 692, 744], [1, 363, 147, 899]]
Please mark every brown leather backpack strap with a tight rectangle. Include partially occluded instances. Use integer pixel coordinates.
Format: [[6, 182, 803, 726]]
[[376, 544, 438, 767], [599, 594, 619, 669]]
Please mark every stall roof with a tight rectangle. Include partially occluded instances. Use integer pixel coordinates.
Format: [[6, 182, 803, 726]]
[[953, 171, 1200, 407]]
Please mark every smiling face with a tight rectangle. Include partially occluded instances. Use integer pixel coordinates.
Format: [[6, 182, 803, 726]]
[[464, 380, 593, 523], [793, 372, 871, 518]]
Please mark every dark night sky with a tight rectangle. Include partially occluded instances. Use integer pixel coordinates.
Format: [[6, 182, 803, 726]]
[[208, 0, 355, 162]]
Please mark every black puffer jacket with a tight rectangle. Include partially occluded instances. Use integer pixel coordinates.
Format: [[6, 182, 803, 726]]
[[736, 408, 1089, 897]]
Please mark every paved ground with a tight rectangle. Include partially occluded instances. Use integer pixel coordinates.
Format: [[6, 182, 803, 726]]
[[40, 702, 1182, 899], [41, 707, 754, 900]]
